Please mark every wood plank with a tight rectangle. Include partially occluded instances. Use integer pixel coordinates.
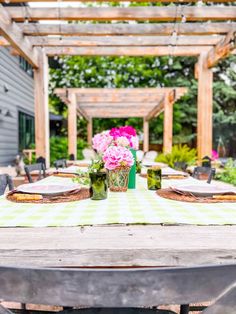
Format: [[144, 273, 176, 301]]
[[87, 118, 93, 146], [197, 52, 213, 159], [20, 22, 236, 36], [68, 92, 77, 160], [8, 7, 236, 22], [143, 119, 149, 153], [163, 93, 174, 153], [0, 225, 236, 267], [45, 46, 211, 56], [80, 103, 158, 108], [34, 51, 50, 167], [28, 35, 222, 47], [0, 4, 38, 68], [0, 36, 9, 46], [56, 87, 188, 95], [1, 0, 236, 2], [206, 30, 236, 68], [84, 107, 149, 118]]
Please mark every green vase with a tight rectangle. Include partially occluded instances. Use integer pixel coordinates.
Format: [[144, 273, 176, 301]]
[[89, 172, 108, 200], [147, 168, 162, 190], [128, 148, 136, 189]]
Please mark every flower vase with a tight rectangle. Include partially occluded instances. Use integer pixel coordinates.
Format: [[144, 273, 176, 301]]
[[89, 172, 108, 200], [128, 148, 136, 189], [109, 167, 130, 192]]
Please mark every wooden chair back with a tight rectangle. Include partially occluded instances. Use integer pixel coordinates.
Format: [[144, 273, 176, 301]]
[[24, 163, 46, 183], [54, 159, 67, 170], [0, 264, 236, 313], [192, 166, 216, 184], [0, 174, 14, 195]]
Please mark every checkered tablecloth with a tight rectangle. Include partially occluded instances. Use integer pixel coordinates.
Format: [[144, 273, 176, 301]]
[[0, 175, 236, 227]]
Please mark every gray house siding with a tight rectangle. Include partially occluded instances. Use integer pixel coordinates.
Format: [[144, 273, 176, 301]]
[[0, 47, 34, 166]]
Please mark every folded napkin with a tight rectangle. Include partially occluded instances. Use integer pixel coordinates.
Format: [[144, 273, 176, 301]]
[[12, 193, 43, 201]]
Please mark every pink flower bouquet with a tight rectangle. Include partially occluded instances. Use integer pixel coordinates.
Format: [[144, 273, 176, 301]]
[[103, 146, 134, 170], [110, 126, 139, 150], [92, 131, 113, 154]]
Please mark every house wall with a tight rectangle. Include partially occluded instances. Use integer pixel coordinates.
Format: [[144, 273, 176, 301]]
[[0, 47, 34, 166]]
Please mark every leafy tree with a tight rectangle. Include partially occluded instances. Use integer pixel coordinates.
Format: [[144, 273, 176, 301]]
[[49, 53, 236, 156]]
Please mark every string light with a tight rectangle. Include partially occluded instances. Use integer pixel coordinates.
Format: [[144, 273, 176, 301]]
[[197, 0, 203, 7], [4, 0, 10, 4], [24, 17, 29, 24], [181, 14, 186, 23], [168, 57, 173, 66]]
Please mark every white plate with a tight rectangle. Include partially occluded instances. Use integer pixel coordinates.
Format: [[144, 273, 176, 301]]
[[162, 168, 188, 177], [170, 184, 236, 197], [17, 183, 81, 195]]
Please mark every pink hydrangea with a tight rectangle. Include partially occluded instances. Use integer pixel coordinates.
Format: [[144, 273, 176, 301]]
[[103, 146, 134, 170], [92, 131, 113, 154]]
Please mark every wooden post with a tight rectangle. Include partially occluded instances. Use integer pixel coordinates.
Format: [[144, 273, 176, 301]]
[[34, 50, 50, 168], [143, 118, 149, 152], [197, 52, 213, 159], [163, 94, 173, 153], [68, 92, 77, 160], [87, 118, 93, 146]]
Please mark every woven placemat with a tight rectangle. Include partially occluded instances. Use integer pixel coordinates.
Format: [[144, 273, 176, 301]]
[[7, 188, 91, 204], [52, 173, 78, 178], [140, 173, 188, 180], [157, 188, 236, 203]]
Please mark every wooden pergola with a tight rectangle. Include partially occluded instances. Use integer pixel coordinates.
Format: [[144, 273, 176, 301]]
[[0, 1, 236, 166], [55, 87, 187, 158]]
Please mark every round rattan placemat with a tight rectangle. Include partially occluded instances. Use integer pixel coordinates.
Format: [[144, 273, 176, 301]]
[[7, 188, 91, 204], [140, 173, 188, 180], [157, 188, 236, 203], [52, 173, 78, 178]]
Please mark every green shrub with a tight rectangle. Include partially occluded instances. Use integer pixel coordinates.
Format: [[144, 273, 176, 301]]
[[155, 144, 197, 168], [215, 159, 236, 186], [50, 136, 87, 165]]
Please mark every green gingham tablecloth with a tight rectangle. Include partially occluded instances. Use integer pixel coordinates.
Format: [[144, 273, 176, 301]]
[[0, 175, 236, 227]]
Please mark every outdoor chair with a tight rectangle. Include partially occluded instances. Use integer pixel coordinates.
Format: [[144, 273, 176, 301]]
[[0, 174, 14, 195], [192, 166, 216, 184], [143, 151, 158, 162], [82, 148, 96, 160], [36, 156, 46, 169], [174, 162, 188, 172], [136, 150, 144, 162], [24, 163, 46, 183], [201, 156, 212, 168], [54, 159, 67, 170], [69, 154, 75, 161], [0, 264, 236, 314]]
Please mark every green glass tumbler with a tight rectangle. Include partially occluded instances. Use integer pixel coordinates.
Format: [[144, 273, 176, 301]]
[[89, 172, 108, 200], [147, 168, 161, 190]]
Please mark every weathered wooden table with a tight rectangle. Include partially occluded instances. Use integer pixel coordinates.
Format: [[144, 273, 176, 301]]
[[0, 225, 236, 268], [1, 172, 236, 268]]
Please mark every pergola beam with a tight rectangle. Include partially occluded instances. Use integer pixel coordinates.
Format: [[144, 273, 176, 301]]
[[206, 30, 236, 68], [1, 0, 235, 2], [0, 4, 38, 68], [27, 35, 223, 47], [45, 46, 211, 57], [7, 7, 236, 22], [20, 23, 236, 36]]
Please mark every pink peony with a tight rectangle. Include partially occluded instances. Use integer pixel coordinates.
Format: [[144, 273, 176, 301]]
[[92, 131, 113, 154], [130, 136, 139, 150], [103, 146, 134, 170], [115, 136, 130, 147]]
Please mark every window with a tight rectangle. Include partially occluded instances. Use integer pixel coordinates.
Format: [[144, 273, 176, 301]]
[[19, 56, 34, 78], [18, 111, 35, 152]]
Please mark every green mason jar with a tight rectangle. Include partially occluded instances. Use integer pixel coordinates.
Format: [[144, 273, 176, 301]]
[[147, 167, 162, 190], [89, 172, 108, 200]]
